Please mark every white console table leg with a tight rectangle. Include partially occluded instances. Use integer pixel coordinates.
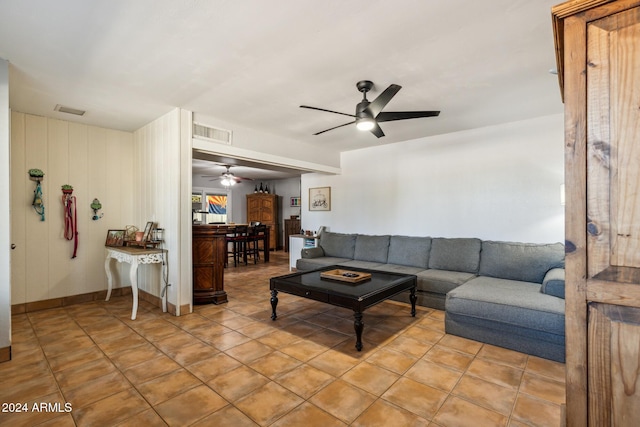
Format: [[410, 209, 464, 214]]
[[129, 259, 139, 320], [105, 254, 113, 301]]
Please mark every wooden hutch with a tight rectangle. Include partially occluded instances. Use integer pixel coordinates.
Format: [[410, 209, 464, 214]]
[[553, 1, 640, 425], [246, 193, 278, 250]]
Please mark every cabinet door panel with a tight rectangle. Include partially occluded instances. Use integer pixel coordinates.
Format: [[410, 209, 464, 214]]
[[587, 7, 640, 282], [589, 303, 640, 426]]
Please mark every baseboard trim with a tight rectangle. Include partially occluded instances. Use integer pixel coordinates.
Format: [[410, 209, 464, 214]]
[[11, 287, 172, 316], [0, 346, 11, 363], [166, 302, 191, 316]]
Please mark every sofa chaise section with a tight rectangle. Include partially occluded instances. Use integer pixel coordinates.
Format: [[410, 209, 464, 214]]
[[444, 241, 566, 362]]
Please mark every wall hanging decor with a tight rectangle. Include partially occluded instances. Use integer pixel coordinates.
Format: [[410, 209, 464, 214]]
[[28, 169, 45, 221], [91, 198, 103, 220], [61, 184, 78, 258], [309, 186, 331, 211]]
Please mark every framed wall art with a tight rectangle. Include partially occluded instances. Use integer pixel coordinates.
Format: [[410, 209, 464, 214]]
[[290, 196, 301, 207], [105, 230, 125, 247], [309, 187, 331, 211]]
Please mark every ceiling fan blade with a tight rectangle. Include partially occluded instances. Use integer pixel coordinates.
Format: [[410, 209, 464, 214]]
[[300, 105, 356, 118], [370, 122, 385, 138], [364, 84, 401, 117], [313, 121, 356, 135], [376, 110, 440, 122]]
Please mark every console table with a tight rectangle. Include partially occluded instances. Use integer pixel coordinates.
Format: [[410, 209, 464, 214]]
[[104, 246, 167, 320]]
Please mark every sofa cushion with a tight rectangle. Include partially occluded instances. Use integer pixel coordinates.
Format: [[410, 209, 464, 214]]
[[339, 260, 385, 270], [296, 256, 352, 271], [417, 269, 477, 295], [446, 276, 565, 336], [387, 236, 431, 268], [319, 232, 356, 259], [377, 264, 426, 275], [428, 238, 482, 273], [479, 241, 565, 284], [541, 268, 565, 299], [353, 235, 390, 263], [301, 247, 324, 259]]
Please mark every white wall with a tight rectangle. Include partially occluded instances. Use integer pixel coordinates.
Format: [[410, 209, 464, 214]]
[[301, 114, 564, 244], [0, 58, 11, 353], [133, 108, 192, 315], [273, 177, 302, 224], [10, 112, 134, 304]]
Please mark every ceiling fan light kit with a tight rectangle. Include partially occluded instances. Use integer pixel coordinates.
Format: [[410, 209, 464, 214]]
[[201, 165, 254, 188], [220, 176, 236, 187], [301, 80, 440, 138], [356, 118, 375, 131]]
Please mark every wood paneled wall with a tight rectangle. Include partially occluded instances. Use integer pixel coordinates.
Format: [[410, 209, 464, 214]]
[[132, 108, 192, 315], [10, 112, 135, 305]]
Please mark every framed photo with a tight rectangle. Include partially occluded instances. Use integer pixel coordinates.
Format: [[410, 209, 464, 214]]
[[309, 187, 331, 211], [290, 197, 301, 207], [142, 221, 155, 243], [105, 230, 125, 247]]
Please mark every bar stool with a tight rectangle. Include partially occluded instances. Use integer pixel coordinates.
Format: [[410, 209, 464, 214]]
[[226, 225, 248, 267], [246, 224, 267, 264]]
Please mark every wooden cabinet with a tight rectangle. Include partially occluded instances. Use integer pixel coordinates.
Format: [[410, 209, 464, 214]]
[[192, 226, 227, 304], [283, 218, 301, 252], [553, 1, 640, 425], [247, 193, 278, 250]]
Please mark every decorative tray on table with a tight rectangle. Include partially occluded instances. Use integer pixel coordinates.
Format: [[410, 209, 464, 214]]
[[320, 269, 372, 284]]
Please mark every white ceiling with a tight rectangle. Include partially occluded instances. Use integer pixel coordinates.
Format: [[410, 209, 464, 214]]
[[0, 0, 563, 155], [192, 153, 304, 181]]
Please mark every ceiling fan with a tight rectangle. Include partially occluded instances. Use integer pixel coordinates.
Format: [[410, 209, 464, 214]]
[[300, 80, 440, 138], [202, 165, 252, 186]]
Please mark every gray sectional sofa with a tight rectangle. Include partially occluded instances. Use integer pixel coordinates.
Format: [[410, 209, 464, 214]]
[[296, 232, 566, 362]]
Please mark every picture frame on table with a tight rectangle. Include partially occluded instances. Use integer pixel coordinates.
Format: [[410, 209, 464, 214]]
[[105, 230, 125, 247], [142, 221, 155, 243], [309, 187, 331, 211]]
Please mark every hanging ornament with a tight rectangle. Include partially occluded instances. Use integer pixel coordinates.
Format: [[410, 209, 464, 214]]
[[61, 184, 79, 259], [90, 198, 103, 220], [28, 169, 45, 221]]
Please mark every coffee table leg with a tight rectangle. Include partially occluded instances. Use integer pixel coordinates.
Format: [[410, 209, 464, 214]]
[[410, 287, 417, 317], [354, 311, 364, 351], [271, 289, 278, 320]]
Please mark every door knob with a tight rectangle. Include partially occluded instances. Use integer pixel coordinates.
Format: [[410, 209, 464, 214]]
[[11, 244, 16, 250]]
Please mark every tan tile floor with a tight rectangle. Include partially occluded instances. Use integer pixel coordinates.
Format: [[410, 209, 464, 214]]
[[0, 251, 566, 426]]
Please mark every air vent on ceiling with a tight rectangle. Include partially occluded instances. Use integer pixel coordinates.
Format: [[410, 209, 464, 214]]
[[54, 104, 86, 116], [193, 122, 232, 145]]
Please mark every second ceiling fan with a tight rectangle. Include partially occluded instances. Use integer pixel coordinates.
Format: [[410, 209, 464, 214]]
[[202, 165, 252, 186], [300, 80, 440, 138]]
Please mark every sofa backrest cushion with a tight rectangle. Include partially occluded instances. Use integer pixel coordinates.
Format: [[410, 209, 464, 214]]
[[319, 232, 356, 259], [353, 235, 390, 263], [479, 241, 565, 284], [387, 236, 431, 268], [428, 238, 482, 273]]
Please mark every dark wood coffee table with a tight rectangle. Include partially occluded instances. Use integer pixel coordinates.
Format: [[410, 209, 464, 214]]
[[270, 265, 417, 351]]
